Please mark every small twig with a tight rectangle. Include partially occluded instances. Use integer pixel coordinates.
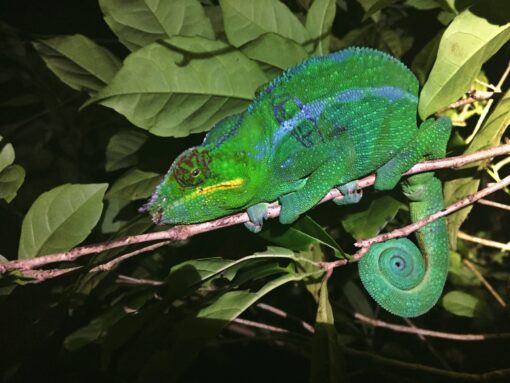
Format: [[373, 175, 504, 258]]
[[116, 275, 164, 286], [355, 313, 510, 341], [1, 144, 510, 275], [232, 318, 290, 334], [458, 230, 510, 252], [355, 174, 510, 254], [22, 267, 80, 282], [256, 302, 315, 334], [478, 198, 510, 211], [466, 61, 510, 144], [91, 241, 171, 272], [462, 258, 507, 308], [438, 89, 494, 113]]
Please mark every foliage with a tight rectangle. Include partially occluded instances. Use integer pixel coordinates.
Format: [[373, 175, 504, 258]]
[[0, 1, 509, 382]]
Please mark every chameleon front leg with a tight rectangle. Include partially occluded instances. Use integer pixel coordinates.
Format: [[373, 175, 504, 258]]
[[279, 146, 356, 224], [358, 172, 449, 317]]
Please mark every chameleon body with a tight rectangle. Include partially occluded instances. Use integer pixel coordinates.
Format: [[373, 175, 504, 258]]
[[143, 47, 451, 317]]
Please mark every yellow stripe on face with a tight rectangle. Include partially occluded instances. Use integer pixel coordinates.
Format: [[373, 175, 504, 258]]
[[189, 178, 245, 198]]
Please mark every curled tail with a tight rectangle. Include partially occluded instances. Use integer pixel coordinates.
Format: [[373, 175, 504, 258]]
[[358, 172, 449, 317]]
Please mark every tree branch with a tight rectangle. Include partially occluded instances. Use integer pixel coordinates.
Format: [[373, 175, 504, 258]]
[[1, 144, 510, 276]]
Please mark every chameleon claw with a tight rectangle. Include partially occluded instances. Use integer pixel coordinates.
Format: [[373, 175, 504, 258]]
[[246, 203, 270, 233], [334, 181, 362, 205]]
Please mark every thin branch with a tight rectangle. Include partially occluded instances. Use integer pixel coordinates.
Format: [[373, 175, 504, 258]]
[[458, 230, 510, 252], [256, 302, 315, 334], [354, 313, 510, 341], [91, 241, 171, 272], [1, 144, 510, 275], [462, 258, 507, 308], [232, 318, 290, 334], [438, 89, 494, 113], [478, 198, 510, 211], [116, 275, 164, 286], [355, 174, 510, 253]]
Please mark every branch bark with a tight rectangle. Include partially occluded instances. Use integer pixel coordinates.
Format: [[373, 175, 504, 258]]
[[1, 143, 510, 276]]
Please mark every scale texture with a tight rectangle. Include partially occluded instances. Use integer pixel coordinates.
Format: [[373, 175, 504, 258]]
[[143, 47, 451, 317]]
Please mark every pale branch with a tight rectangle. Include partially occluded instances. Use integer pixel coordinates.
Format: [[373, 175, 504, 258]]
[[478, 198, 510, 211], [462, 258, 507, 308], [256, 302, 315, 334], [354, 313, 510, 341], [1, 144, 510, 275], [437, 89, 495, 113], [355, 173, 510, 251], [458, 230, 510, 252]]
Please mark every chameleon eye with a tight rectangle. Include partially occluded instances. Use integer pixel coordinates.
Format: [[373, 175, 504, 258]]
[[191, 168, 201, 177]]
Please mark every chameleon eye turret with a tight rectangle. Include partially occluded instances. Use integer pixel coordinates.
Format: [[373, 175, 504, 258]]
[[142, 47, 451, 317]]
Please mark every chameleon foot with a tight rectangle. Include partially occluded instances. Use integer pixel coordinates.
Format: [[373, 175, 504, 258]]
[[279, 192, 302, 224], [334, 181, 362, 205], [245, 203, 270, 233]]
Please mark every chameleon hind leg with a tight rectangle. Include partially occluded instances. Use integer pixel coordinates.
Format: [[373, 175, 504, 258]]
[[358, 172, 449, 317], [374, 116, 451, 191]]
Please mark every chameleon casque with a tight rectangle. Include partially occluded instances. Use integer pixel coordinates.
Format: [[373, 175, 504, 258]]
[[142, 47, 452, 317]]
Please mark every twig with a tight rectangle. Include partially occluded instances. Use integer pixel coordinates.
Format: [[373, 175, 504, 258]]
[[116, 275, 164, 286], [91, 241, 171, 272], [478, 199, 510, 211], [465, 61, 510, 144], [462, 258, 507, 308], [354, 313, 510, 340], [355, 174, 510, 253], [1, 144, 510, 275], [457, 230, 510, 252], [232, 318, 289, 334], [438, 89, 494, 113], [256, 302, 315, 334]]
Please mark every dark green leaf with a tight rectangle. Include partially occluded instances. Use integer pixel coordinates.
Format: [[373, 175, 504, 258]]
[[90, 36, 267, 137], [18, 183, 108, 259], [0, 164, 25, 203], [220, 0, 310, 48], [310, 281, 347, 383], [306, 0, 337, 55], [33, 34, 121, 94], [106, 168, 160, 201], [99, 0, 215, 51], [442, 290, 479, 317], [105, 130, 147, 172], [341, 196, 404, 239], [241, 33, 309, 70], [419, 7, 510, 118]]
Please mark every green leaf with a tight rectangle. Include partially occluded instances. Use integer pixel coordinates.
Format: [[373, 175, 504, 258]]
[[448, 252, 481, 287], [343, 280, 375, 317], [419, 6, 510, 118], [341, 196, 404, 239], [241, 33, 309, 70], [220, 0, 310, 48], [32, 34, 121, 94], [444, 89, 510, 248], [105, 130, 147, 172], [310, 281, 347, 383], [362, 0, 400, 22], [411, 29, 444, 85], [442, 290, 479, 317], [99, 0, 215, 51], [90, 36, 267, 137], [306, 0, 337, 55], [405, 0, 441, 10], [18, 183, 108, 259], [106, 168, 160, 201], [261, 216, 344, 257], [0, 138, 15, 173], [0, 165, 25, 203]]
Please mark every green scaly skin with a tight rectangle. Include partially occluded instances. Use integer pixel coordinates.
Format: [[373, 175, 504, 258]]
[[142, 47, 452, 317]]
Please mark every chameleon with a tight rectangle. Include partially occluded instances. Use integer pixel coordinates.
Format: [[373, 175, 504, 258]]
[[141, 47, 451, 317]]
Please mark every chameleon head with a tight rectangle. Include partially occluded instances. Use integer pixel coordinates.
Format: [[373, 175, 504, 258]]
[[141, 146, 249, 224]]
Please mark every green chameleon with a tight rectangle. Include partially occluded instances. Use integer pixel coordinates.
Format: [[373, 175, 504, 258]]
[[142, 47, 451, 317]]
